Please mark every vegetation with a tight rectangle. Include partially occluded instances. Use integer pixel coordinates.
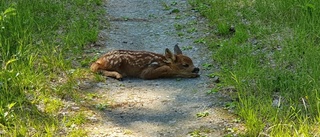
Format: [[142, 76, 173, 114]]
[[0, 0, 104, 136], [2, 0, 320, 136], [189, 0, 320, 136]]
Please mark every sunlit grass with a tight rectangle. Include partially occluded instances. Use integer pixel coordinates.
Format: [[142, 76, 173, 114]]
[[0, 0, 104, 136], [189, 0, 320, 136]]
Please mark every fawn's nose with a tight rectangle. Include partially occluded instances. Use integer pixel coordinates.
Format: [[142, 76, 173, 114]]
[[192, 68, 200, 73]]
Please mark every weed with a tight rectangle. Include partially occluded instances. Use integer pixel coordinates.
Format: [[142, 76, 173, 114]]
[[187, 27, 197, 33], [187, 21, 197, 26], [189, 129, 206, 137], [161, 1, 171, 10], [86, 93, 99, 100], [95, 103, 109, 111], [177, 32, 184, 37], [224, 102, 236, 110], [170, 9, 180, 14], [206, 73, 215, 78], [122, 16, 129, 21], [202, 63, 213, 70], [206, 88, 218, 95], [174, 23, 185, 31], [189, 126, 213, 137], [181, 46, 193, 50], [174, 15, 182, 19], [196, 111, 209, 118], [194, 38, 206, 44], [148, 14, 156, 18], [232, 118, 242, 123], [171, 1, 178, 6]]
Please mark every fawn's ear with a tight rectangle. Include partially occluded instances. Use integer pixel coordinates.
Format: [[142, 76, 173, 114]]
[[165, 48, 176, 63], [174, 44, 183, 55]]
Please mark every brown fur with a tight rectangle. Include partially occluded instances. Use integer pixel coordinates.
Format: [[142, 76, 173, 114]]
[[90, 44, 199, 80]]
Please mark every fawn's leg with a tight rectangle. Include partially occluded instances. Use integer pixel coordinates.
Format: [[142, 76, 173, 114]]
[[140, 66, 199, 79], [140, 66, 172, 79], [100, 70, 123, 80]]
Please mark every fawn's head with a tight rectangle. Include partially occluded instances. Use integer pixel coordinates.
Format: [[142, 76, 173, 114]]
[[164, 44, 200, 77]]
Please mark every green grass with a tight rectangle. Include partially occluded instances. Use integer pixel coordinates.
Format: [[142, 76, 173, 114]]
[[189, 0, 320, 136], [0, 0, 104, 136]]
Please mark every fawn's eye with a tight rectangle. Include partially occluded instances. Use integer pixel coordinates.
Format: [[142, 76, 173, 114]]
[[182, 64, 189, 67]]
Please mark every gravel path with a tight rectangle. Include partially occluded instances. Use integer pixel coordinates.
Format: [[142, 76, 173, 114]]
[[85, 0, 241, 136]]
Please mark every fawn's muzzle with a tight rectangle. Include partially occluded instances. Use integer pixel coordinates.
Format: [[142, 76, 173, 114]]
[[192, 68, 200, 73]]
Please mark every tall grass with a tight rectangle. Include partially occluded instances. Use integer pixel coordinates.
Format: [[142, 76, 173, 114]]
[[190, 0, 320, 136], [0, 0, 103, 136]]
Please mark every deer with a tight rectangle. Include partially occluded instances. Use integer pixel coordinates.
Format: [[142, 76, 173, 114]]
[[90, 44, 200, 80]]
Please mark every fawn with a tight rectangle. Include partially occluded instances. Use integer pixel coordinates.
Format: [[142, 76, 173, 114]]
[[90, 44, 199, 80]]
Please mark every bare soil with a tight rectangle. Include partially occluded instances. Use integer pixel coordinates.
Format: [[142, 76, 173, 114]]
[[83, 0, 243, 136]]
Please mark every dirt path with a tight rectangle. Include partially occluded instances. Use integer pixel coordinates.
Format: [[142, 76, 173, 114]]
[[85, 0, 241, 136]]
